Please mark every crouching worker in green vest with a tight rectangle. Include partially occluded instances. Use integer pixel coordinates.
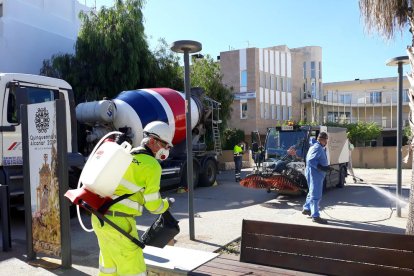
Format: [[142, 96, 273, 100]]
[[91, 121, 173, 276]]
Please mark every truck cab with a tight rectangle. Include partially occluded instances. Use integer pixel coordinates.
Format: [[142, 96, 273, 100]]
[[262, 125, 349, 193], [0, 73, 82, 208]]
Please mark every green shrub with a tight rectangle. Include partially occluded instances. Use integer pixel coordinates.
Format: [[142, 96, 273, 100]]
[[222, 128, 245, 150]]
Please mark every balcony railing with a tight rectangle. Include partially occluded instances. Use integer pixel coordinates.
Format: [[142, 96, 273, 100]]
[[324, 117, 410, 129], [304, 90, 410, 105]]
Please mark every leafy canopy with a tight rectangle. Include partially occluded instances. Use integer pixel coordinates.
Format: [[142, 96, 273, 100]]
[[190, 54, 234, 128], [75, 0, 153, 101]]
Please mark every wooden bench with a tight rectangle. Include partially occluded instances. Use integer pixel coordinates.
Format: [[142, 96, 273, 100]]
[[240, 219, 414, 276], [190, 254, 316, 275]]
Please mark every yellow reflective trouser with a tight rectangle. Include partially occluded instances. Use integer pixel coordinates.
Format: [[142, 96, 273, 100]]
[[91, 215, 146, 276]]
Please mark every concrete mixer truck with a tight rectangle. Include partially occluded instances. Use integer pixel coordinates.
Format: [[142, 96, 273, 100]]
[[76, 87, 222, 190]]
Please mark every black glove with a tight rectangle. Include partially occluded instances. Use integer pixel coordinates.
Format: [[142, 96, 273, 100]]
[[115, 133, 130, 145], [317, 164, 330, 172]]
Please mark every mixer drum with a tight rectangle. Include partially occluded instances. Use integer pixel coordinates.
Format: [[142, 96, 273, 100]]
[[113, 88, 201, 147]]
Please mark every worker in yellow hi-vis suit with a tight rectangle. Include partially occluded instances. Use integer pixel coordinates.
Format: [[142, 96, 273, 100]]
[[92, 121, 173, 276], [233, 141, 245, 182]]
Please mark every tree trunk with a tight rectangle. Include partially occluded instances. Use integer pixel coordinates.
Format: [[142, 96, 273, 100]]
[[406, 146, 414, 234], [405, 47, 414, 234]]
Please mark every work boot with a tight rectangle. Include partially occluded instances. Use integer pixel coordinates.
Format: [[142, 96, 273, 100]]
[[312, 217, 328, 224], [301, 209, 311, 216]]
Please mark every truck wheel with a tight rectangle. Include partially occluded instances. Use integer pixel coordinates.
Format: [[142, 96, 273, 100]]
[[180, 162, 199, 189], [337, 167, 346, 188], [199, 159, 217, 187]]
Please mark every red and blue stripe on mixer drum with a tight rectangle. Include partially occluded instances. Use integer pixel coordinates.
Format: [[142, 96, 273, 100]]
[[112, 88, 200, 147]]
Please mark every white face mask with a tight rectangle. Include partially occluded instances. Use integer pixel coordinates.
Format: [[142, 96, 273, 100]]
[[155, 148, 170, 160]]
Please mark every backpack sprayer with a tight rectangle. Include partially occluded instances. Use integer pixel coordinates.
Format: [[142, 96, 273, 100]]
[[64, 131, 179, 249]]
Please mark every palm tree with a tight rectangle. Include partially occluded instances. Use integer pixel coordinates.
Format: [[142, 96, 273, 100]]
[[359, 0, 414, 234]]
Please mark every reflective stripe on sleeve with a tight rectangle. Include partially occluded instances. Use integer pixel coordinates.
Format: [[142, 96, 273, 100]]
[[152, 200, 165, 214], [111, 195, 144, 213], [144, 192, 161, 202], [119, 178, 144, 193], [99, 265, 116, 274]]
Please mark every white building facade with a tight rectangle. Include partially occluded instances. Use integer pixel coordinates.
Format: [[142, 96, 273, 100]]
[[0, 0, 88, 74]]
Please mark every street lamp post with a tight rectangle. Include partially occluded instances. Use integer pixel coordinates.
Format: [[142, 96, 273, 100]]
[[171, 40, 202, 240], [386, 55, 409, 217]]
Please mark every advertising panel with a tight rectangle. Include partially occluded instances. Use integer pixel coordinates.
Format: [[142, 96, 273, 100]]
[[27, 101, 61, 256]]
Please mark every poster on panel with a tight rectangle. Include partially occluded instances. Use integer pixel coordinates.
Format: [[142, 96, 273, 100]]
[[27, 101, 61, 257]]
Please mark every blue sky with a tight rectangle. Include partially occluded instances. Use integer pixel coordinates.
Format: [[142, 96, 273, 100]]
[[92, 0, 410, 83]]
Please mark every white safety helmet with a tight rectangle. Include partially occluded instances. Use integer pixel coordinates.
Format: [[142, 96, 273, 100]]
[[143, 121, 173, 147]]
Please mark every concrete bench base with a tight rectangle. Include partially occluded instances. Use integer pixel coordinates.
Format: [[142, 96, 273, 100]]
[[144, 245, 218, 275]]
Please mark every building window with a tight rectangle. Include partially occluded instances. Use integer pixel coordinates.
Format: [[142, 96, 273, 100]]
[[276, 106, 281, 120], [311, 61, 316, 79], [260, 102, 264, 118], [403, 89, 410, 102], [260, 72, 264, 87], [288, 107, 292, 119], [265, 103, 270, 119], [266, 74, 271, 89], [271, 76, 275, 90], [282, 106, 288, 120], [318, 61, 322, 79], [280, 77, 284, 92], [370, 91, 382, 103], [287, 78, 291, 92], [271, 104, 276, 119], [303, 62, 306, 79], [303, 82, 308, 98], [328, 112, 350, 123], [240, 70, 247, 89], [240, 102, 247, 119], [276, 76, 280, 91], [340, 94, 352, 104], [311, 80, 316, 98]]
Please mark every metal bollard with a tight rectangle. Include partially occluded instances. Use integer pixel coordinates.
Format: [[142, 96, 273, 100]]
[[0, 184, 11, 251]]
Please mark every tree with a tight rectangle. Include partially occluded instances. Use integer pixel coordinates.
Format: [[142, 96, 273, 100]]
[[359, 0, 414, 234], [223, 128, 245, 150], [40, 53, 85, 101], [75, 0, 154, 101], [151, 38, 183, 90], [190, 54, 234, 128], [189, 55, 234, 150], [346, 122, 382, 146], [404, 124, 413, 145]]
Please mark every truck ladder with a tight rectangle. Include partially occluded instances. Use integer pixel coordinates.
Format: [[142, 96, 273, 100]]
[[204, 96, 222, 155]]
